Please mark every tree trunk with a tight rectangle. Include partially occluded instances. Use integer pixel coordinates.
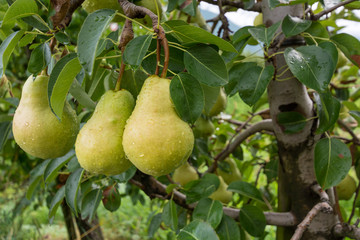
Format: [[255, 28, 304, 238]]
[[61, 200, 78, 240], [75, 215, 104, 240], [262, 2, 341, 239]]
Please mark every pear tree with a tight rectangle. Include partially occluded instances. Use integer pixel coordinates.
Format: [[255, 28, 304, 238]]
[[1, 0, 360, 239]]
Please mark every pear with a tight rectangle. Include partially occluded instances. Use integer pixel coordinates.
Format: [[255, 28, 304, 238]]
[[75, 90, 134, 176], [12, 75, 79, 159], [336, 174, 357, 200], [217, 158, 242, 185], [253, 13, 263, 26], [209, 176, 233, 204], [122, 75, 194, 176], [208, 88, 227, 117], [173, 162, 199, 186], [193, 116, 215, 138]]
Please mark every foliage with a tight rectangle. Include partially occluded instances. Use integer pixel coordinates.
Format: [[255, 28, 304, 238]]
[[0, 0, 360, 239]]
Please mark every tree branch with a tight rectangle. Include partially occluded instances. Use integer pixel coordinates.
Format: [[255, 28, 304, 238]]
[[311, 0, 357, 20], [200, 0, 262, 12], [131, 170, 297, 226], [207, 119, 273, 173], [311, 184, 329, 202], [333, 223, 360, 240], [290, 202, 333, 240]]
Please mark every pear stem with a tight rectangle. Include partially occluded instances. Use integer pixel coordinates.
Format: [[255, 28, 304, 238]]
[[160, 38, 169, 78], [155, 39, 161, 76], [115, 61, 126, 91]]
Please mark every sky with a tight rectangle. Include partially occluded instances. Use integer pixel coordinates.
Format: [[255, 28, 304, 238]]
[[199, 2, 360, 39]]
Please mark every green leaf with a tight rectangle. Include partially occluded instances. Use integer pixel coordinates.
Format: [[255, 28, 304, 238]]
[[164, 21, 237, 52], [49, 54, 82, 119], [44, 150, 75, 184], [170, 72, 204, 124], [48, 186, 65, 223], [69, 78, 96, 110], [111, 165, 137, 183], [77, 9, 116, 74], [284, 45, 335, 92], [102, 186, 121, 212], [184, 45, 228, 87], [2, 0, 38, 28], [225, 62, 257, 96], [314, 138, 352, 189], [184, 174, 220, 204], [216, 215, 241, 240], [239, 205, 266, 237], [281, 15, 311, 37], [193, 198, 223, 228], [0, 122, 11, 151], [120, 69, 147, 98], [314, 91, 340, 134], [0, 30, 25, 77], [237, 65, 274, 106], [350, 111, 360, 125], [277, 111, 307, 134], [27, 43, 51, 75], [65, 168, 84, 215], [81, 188, 103, 221], [202, 85, 220, 116], [178, 220, 219, 240], [331, 33, 360, 67], [148, 213, 162, 237], [304, 21, 329, 45], [227, 181, 264, 203], [26, 159, 51, 200], [180, 0, 197, 16], [162, 200, 178, 231], [123, 35, 152, 66], [248, 21, 281, 46], [319, 41, 338, 67]]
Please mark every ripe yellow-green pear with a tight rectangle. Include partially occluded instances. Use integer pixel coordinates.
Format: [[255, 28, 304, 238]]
[[208, 88, 227, 117], [336, 174, 357, 200], [123, 75, 194, 176], [253, 13, 263, 26], [12, 75, 79, 159], [217, 158, 242, 184], [209, 176, 233, 204], [75, 90, 134, 176], [193, 116, 215, 138], [173, 161, 199, 186]]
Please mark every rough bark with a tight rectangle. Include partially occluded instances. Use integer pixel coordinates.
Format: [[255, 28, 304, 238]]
[[262, 2, 341, 239]]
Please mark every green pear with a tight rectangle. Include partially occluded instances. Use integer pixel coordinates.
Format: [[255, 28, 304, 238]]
[[336, 174, 357, 200], [12, 75, 79, 159], [75, 90, 134, 176], [217, 158, 242, 185], [173, 161, 199, 186], [209, 176, 233, 204], [253, 13, 263, 26], [193, 116, 215, 138], [208, 88, 227, 117], [123, 75, 194, 176]]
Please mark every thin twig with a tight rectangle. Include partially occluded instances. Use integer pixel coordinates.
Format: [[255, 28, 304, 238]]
[[207, 119, 274, 173], [311, 0, 357, 20], [290, 202, 333, 240], [338, 119, 360, 144], [348, 183, 360, 224]]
